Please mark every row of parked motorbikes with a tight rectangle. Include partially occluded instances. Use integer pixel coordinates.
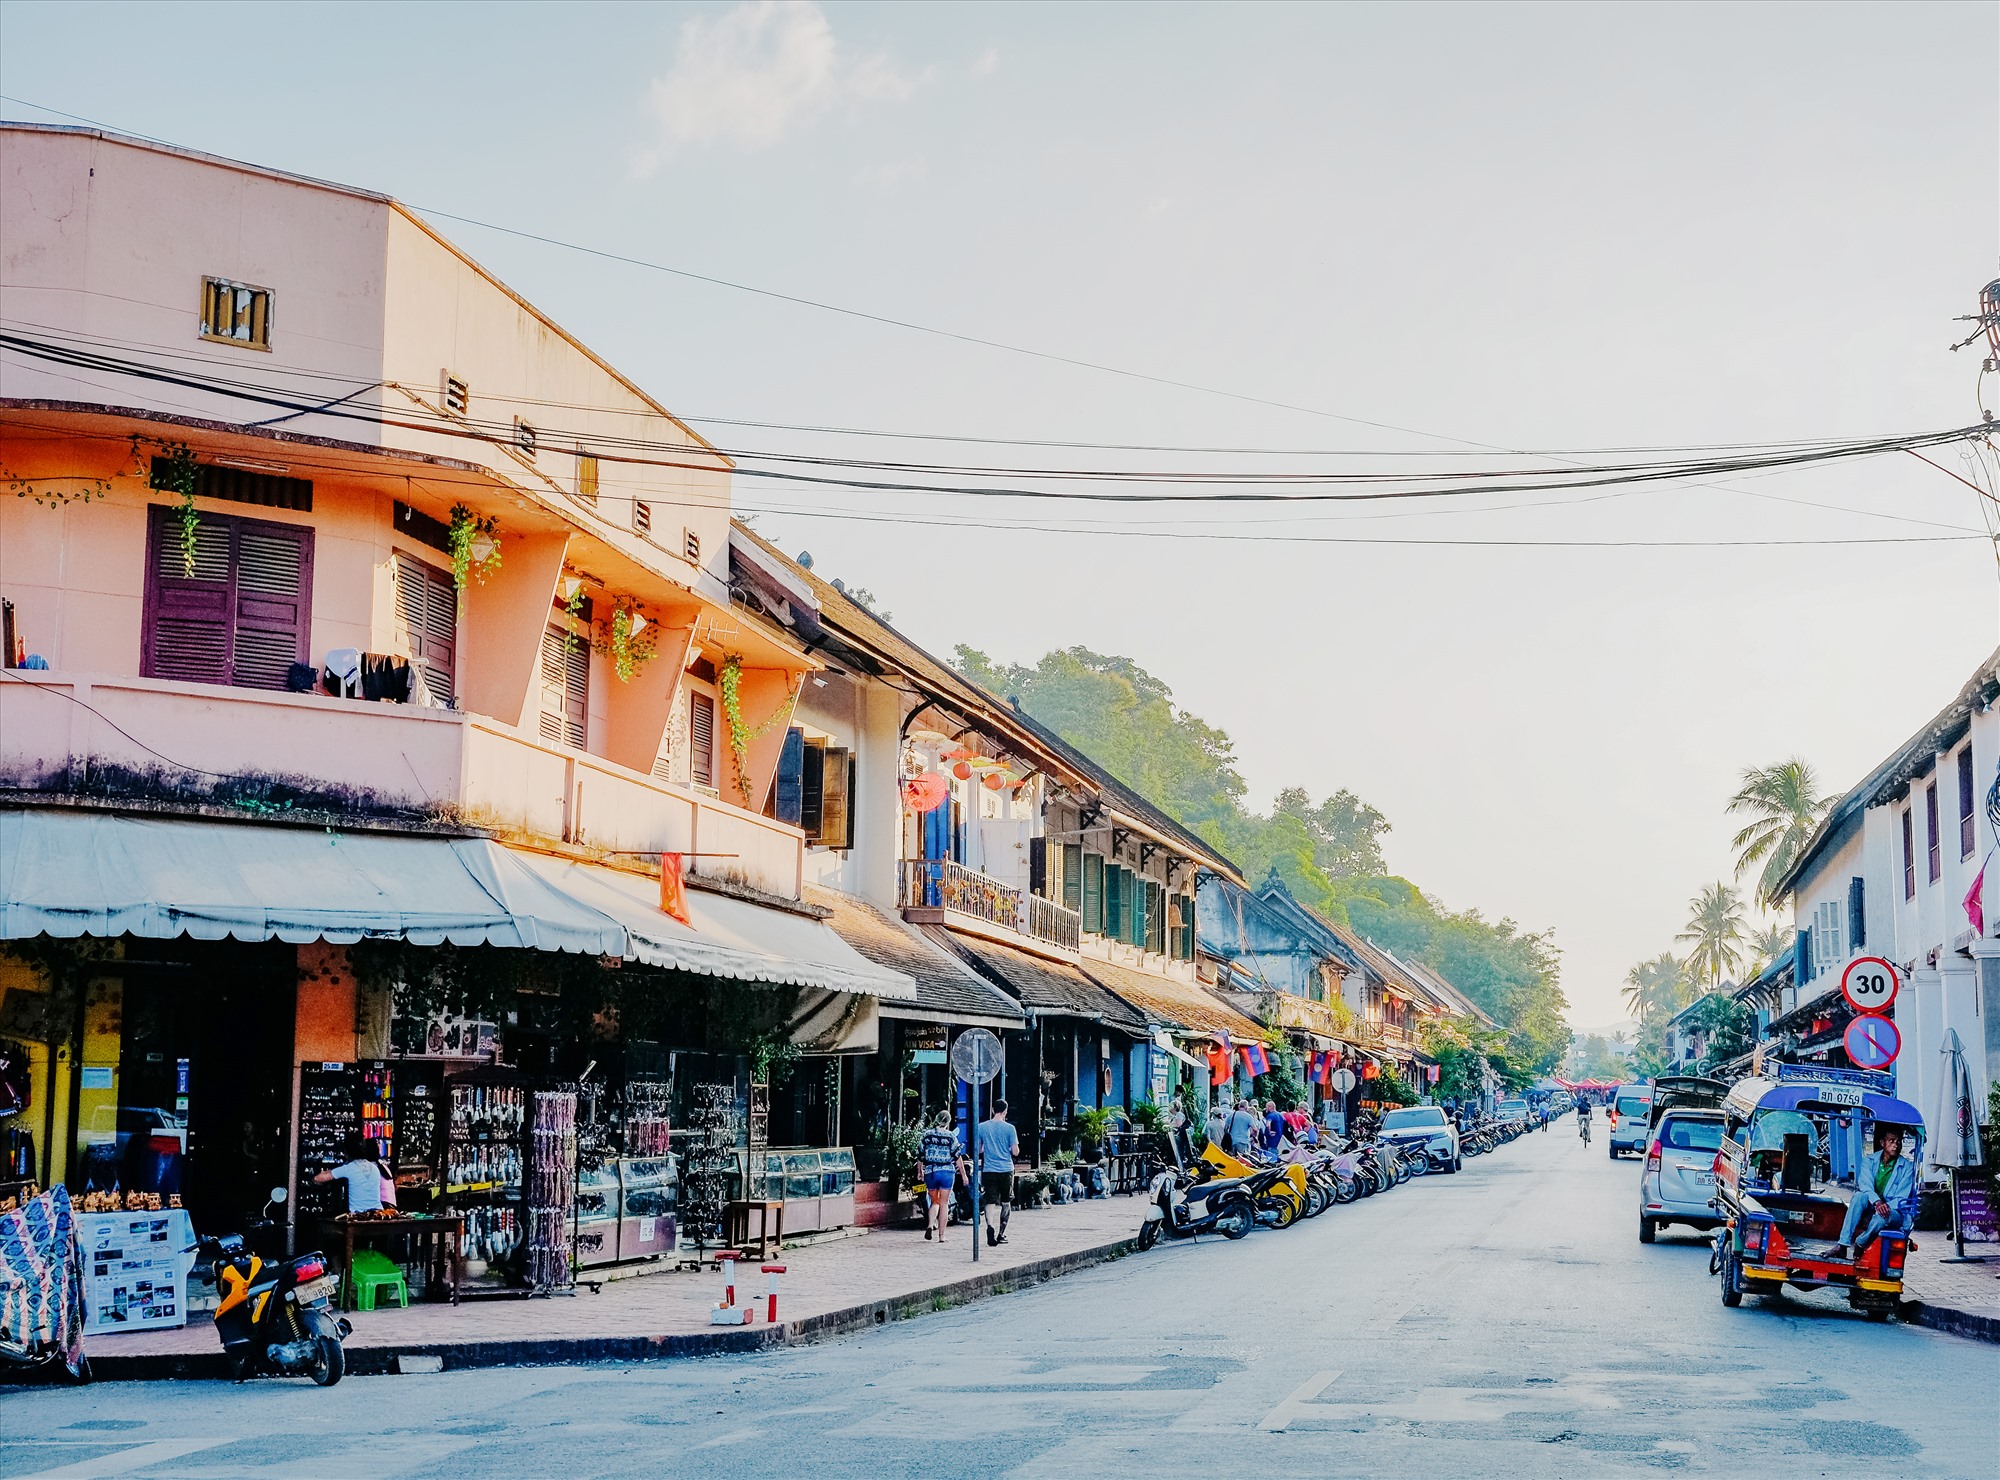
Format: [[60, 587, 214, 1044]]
[[1136, 1113, 1534, 1250]]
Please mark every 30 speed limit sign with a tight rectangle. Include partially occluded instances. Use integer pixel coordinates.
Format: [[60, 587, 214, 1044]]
[[1840, 956, 1900, 1014]]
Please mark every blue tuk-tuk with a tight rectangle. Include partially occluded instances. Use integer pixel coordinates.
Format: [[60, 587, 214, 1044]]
[[1713, 1064, 1925, 1320]]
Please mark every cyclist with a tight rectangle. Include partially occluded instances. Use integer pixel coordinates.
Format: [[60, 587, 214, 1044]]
[[1577, 1098, 1594, 1145]]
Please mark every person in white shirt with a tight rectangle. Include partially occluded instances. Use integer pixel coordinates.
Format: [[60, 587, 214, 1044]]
[[314, 1140, 393, 1214]]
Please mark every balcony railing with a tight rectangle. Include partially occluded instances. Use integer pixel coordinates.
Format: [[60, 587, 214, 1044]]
[[899, 859, 1082, 954], [0, 672, 805, 899]]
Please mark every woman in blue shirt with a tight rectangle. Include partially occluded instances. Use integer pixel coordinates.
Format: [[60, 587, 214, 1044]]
[[917, 1112, 960, 1243]]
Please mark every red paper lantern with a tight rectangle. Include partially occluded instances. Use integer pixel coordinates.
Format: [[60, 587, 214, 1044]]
[[952, 761, 973, 780], [982, 772, 1007, 790]]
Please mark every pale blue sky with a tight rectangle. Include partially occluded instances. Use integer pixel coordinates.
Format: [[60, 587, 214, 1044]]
[[3, 1, 1996, 1024]]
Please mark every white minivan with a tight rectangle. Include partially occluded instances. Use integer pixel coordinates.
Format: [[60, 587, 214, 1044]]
[[1607, 1085, 1654, 1159]]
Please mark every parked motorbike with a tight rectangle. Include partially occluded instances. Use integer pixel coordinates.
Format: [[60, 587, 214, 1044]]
[[1136, 1161, 1257, 1248], [198, 1188, 350, 1385]]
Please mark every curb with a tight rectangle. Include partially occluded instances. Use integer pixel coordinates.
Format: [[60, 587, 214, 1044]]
[[1901, 1297, 2000, 1345], [79, 1234, 1141, 1383]]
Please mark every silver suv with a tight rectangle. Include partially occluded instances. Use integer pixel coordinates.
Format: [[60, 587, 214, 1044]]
[[1639, 1109, 1724, 1242], [1607, 1085, 1653, 1159]]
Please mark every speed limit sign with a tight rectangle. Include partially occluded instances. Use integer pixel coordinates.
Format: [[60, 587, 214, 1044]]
[[1840, 956, 1900, 1015]]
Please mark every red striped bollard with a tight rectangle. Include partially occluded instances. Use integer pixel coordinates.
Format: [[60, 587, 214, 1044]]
[[719, 1250, 742, 1307], [762, 1264, 786, 1324]]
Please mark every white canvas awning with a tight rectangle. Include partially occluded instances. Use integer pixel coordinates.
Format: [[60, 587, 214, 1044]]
[[0, 809, 622, 954], [0, 810, 916, 1000]]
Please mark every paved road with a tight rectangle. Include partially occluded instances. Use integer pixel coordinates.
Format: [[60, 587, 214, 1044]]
[[6, 1126, 1995, 1477]]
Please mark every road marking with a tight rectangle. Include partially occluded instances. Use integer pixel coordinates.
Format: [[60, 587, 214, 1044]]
[[14, 1438, 234, 1479], [1258, 1368, 1341, 1431]]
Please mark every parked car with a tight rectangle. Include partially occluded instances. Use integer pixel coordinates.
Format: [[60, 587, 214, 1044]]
[[1646, 1075, 1728, 1133], [1607, 1085, 1654, 1159], [1493, 1098, 1531, 1127], [1638, 1109, 1725, 1242], [1377, 1105, 1461, 1171]]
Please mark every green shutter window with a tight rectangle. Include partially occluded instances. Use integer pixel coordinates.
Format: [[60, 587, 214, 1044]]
[[1146, 881, 1164, 954], [1062, 843, 1083, 913], [1179, 894, 1196, 960], [1083, 853, 1105, 933], [1103, 864, 1122, 940]]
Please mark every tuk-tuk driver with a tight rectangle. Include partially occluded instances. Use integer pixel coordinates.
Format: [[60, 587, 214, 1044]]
[[1828, 1125, 1916, 1260]]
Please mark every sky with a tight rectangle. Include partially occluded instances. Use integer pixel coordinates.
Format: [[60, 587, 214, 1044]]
[[3, 1, 1996, 1028]]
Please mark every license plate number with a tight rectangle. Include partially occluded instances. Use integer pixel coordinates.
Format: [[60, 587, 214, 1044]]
[[295, 1275, 338, 1304], [1687, 1170, 1715, 1185], [1819, 1087, 1865, 1107]]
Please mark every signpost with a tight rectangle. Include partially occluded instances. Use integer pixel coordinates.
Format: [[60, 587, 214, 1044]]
[[1329, 1068, 1357, 1095], [1843, 1013, 1901, 1070], [1840, 957, 1901, 1016], [951, 1029, 1004, 1263]]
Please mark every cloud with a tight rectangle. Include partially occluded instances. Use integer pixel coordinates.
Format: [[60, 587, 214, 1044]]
[[642, 1, 928, 163], [971, 48, 1001, 77], [853, 159, 929, 191]]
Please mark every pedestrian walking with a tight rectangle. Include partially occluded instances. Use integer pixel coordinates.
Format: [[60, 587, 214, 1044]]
[[970, 1099, 1020, 1247], [917, 1111, 960, 1242], [1225, 1096, 1259, 1156], [1205, 1099, 1228, 1153], [1262, 1100, 1287, 1155]]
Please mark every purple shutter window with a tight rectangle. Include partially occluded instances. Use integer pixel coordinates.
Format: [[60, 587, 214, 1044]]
[[1925, 783, 1941, 883], [142, 504, 313, 690]]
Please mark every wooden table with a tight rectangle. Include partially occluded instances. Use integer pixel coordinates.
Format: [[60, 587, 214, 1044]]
[[320, 1214, 465, 1311], [723, 1199, 783, 1260]]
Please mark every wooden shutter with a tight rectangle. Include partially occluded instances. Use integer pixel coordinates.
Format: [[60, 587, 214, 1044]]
[[774, 728, 805, 825], [539, 624, 587, 748], [1062, 843, 1083, 913], [143, 506, 234, 684], [1795, 929, 1813, 983], [1028, 837, 1047, 896], [800, 741, 825, 838], [820, 747, 853, 850], [1083, 854, 1104, 933], [1846, 876, 1866, 953], [393, 552, 456, 704], [1902, 808, 1916, 899], [142, 504, 311, 690], [689, 691, 716, 788], [1104, 865, 1123, 940]]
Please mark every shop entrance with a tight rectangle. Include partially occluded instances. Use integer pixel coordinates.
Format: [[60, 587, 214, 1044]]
[[75, 941, 296, 1231]]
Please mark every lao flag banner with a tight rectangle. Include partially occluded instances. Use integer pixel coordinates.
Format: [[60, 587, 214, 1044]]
[[1242, 1042, 1270, 1077]]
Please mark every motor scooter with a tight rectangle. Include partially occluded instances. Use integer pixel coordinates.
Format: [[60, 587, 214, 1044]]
[[1136, 1161, 1257, 1249], [197, 1187, 350, 1385]]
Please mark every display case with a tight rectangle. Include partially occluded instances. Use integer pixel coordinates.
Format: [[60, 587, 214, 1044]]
[[573, 1163, 621, 1268], [755, 1147, 856, 1233], [819, 1147, 857, 1230], [617, 1155, 677, 1262]]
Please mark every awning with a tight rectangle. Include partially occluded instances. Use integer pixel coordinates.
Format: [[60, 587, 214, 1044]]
[[0, 810, 916, 999], [1081, 957, 1262, 1040], [807, 885, 1023, 1028], [1152, 1029, 1208, 1071], [509, 855, 915, 999], [926, 928, 1149, 1031], [0, 809, 621, 954]]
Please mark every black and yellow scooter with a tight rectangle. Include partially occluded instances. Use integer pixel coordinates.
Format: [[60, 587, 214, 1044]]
[[200, 1187, 350, 1385]]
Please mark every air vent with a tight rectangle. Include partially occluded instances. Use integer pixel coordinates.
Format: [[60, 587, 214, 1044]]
[[683, 528, 701, 563], [633, 500, 652, 537], [443, 373, 470, 415], [576, 451, 599, 504]]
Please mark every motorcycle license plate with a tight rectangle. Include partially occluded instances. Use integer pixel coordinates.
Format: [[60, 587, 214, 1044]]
[[295, 1275, 339, 1305]]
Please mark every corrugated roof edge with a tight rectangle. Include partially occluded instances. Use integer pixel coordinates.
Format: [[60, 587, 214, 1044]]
[[730, 520, 1243, 882], [1772, 644, 2000, 901]]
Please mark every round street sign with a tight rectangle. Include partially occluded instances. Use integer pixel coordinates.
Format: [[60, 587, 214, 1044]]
[[950, 1027, 1004, 1084], [1329, 1067, 1357, 1094], [1844, 1013, 1900, 1070], [1840, 956, 1901, 1015]]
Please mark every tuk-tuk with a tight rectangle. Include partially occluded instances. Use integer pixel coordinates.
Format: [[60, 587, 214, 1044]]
[[1713, 1064, 1924, 1320]]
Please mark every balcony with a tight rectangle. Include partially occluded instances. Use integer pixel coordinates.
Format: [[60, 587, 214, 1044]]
[[0, 672, 805, 900], [898, 859, 1082, 957], [1356, 1018, 1420, 1054]]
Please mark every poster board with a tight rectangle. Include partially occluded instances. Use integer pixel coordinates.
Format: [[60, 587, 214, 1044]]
[[78, 1208, 194, 1334]]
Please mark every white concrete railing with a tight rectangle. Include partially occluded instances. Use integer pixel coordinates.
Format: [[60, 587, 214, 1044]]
[[0, 672, 804, 899]]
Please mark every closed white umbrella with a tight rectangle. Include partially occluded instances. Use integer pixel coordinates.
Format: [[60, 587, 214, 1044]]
[[1928, 1028, 1989, 1262]]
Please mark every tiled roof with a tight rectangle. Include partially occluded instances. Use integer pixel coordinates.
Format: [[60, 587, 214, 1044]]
[[924, 928, 1151, 1032], [1078, 957, 1262, 1039], [807, 886, 1024, 1026]]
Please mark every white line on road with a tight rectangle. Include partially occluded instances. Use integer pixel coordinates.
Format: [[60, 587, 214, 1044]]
[[12, 1438, 233, 1479], [1257, 1368, 1342, 1431]]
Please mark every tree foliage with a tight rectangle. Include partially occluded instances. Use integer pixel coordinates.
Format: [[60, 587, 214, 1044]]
[[1621, 953, 1688, 1027], [1677, 881, 1747, 990], [955, 646, 1569, 1074], [1728, 758, 1836, 909]]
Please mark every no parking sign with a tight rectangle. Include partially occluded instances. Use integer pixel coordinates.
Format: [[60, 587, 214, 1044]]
[[1843, 1013, 1901, 1070]]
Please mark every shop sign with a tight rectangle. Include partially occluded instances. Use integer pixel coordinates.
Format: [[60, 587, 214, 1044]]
[[909, 1025, 948, 1065]]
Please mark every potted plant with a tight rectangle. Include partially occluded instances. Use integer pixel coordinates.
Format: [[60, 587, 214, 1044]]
[[1073, 1105, 1123, 1163]]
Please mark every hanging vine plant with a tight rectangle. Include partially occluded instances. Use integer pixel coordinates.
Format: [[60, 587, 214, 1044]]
[[717, 655, 799, 806], [562, 579, 588, 654], [447, 503, 503, 590], [149, 441, 203, 576], [597, 606, 659, 683]]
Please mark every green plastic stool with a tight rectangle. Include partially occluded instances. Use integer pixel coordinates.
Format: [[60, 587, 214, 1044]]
[[346, 1249, 409, 1312]]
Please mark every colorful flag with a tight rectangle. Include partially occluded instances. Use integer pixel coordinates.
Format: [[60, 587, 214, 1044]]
[[1242, 1042, 1270, 1077], [1205, 1042, 1232, 1082], [1966, 855, 1990, 937], [659, 852, 692, 927], [1361, 1061, 1379, 1080]]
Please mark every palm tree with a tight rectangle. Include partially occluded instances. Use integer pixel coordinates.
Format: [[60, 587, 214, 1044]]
[[1677, 882, 1747, 990], [1742, 922, 1791, 981], [1728, 759, 1837, 908], [1621, 954, 1687, 1026]]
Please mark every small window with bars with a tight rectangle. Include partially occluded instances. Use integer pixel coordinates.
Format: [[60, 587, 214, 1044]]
[[576, 452, 599, 505], [633, 500, 652, 537], [199, 276, 272, 349], [443, 373, 470, 416], [683, 528, 701, 563]]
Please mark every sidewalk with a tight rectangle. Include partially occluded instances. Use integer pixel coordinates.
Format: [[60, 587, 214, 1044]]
[[1899, 1236, 2000, 1343], [80, 1195, 1149, 1380]]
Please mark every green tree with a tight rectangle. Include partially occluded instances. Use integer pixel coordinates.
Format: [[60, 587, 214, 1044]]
[[1683, 993, 1755, 1074], [1677, 882, 1747, 990], [1272, 786, 1390, 878], [1728, 759, 1836, 908], [1741, 922, 1792, 982], [1621, 953, 1687, 1026]]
